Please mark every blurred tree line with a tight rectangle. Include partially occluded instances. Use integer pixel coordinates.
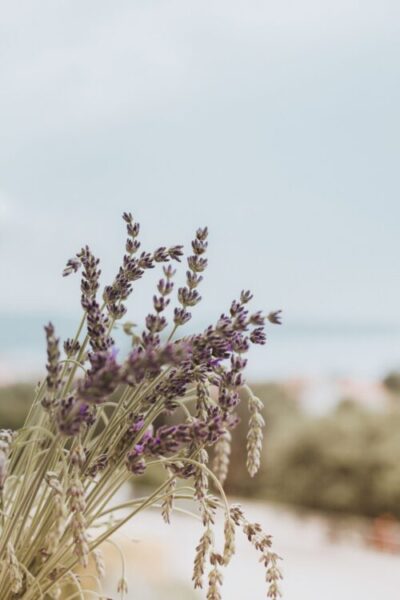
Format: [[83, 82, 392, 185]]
[[2, 378, 400, 519], [223, 382, 400, 519]]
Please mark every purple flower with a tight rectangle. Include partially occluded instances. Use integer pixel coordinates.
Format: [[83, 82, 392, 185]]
[[250, 328, 266, 345], [56, 396, 95, 436], [77, 350, 120, 404]]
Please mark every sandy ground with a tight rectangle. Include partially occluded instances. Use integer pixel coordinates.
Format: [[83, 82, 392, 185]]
[[98, 492, 400, 600]]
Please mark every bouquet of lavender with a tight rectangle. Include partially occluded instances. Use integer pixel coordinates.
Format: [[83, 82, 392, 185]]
[[0, 213, 282, 599]]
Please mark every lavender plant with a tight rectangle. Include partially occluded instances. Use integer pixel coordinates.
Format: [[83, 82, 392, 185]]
[[0, 214, 283, 599]]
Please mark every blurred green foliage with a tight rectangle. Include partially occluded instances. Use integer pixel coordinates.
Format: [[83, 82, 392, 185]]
[[1, 380, 400, 519], [383, 371, 400, 395], [225, 385, 400, 518], [0, 383, 33, 429]]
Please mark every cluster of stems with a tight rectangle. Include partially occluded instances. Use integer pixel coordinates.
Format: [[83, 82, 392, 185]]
[[0, 213, 282, 599]]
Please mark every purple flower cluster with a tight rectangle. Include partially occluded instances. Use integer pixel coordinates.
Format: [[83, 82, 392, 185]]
[[56, 213, 281, 478], [56, 394, 95, 436], [78, 350, 120, 404], [121, 341, 190, 386], [126, 411, 238, 475], [54, 339, 194, 436], [174, 227, 208, 328], [102, 212, 183, 321], [63, 245, 113, 352], [42, 322, 62, 410]]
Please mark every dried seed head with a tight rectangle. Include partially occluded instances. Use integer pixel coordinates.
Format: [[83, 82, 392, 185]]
[[45, 472, 63, 494], [229, 504, 282, 599], [45, 474, 67, 555], [203, 495, 219, 523], [246, 393, 265, 478], [223, 516, 235, 565], [117, 577, 128, 594], [192, 527, 213, 589], [68, 469, 89, 568], [212, 430, 231, 486], [161, 472, 176, 525], [6, 542, 23, 594], [0, 430, 14, 491], [263, 552, 283, 599], [70, 444, 87, 468], [207, 553, 223, 600], [92, 548, 106, 580], [195, 449, 211, 525]]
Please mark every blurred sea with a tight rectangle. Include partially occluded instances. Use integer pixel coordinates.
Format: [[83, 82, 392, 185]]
[[1, 313, 400, 385]]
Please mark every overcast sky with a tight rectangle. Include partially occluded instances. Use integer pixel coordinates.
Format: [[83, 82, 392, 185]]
[[1, 1, 400, 325]]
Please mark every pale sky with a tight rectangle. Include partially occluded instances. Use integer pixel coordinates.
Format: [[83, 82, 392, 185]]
[[1, 1, 400, 325]]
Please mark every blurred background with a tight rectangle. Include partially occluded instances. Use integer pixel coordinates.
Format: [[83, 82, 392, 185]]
[[1, 1, 400, 598]]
